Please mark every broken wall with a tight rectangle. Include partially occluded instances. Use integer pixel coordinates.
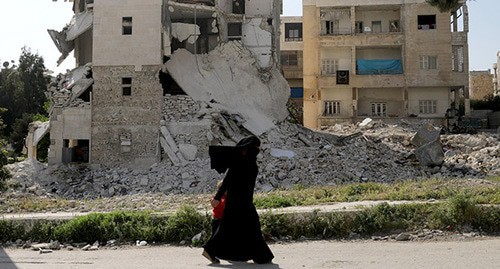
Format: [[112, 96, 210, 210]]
[[165, 42, 289, 135], [91, 66, 162, 167], [48, 106, 92, 165], [92, 0, 163, 68]]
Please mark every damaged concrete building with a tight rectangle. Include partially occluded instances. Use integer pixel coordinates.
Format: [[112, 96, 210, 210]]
[[46, 0, 288, 167], [302, 0, 470, 129]]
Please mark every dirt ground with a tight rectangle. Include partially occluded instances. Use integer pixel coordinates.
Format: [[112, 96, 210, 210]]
[[1, 237, 499, 269]]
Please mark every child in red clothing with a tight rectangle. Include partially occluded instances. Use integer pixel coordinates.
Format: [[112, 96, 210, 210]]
[[211, 192, 226, 237]]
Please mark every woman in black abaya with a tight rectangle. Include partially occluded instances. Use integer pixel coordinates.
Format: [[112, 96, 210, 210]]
[[202, 136, 274, 264]]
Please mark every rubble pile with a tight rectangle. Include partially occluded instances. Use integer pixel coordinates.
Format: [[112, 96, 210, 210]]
[[6, 119, 499, 199]]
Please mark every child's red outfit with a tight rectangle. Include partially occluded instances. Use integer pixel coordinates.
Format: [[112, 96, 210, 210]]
[[211, 195, 226, 236]]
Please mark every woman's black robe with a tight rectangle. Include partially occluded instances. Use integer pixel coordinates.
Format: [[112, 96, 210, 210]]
[[203, 142, 274, 264]]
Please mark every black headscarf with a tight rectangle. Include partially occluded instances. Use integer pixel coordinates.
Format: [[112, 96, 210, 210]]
[[209, 136, 261, 174]]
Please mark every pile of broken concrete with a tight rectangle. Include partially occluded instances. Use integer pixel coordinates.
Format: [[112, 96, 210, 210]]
[[5, 119, 499, 199]]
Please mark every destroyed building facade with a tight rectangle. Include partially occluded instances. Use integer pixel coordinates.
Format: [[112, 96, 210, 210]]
[[46, 0, 287, 167], [302, 0, 470, 129]]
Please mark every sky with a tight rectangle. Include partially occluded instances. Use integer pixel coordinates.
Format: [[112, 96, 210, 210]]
[[0, 0, 498, 74]]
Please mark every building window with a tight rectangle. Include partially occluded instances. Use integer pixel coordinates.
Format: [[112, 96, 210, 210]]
[[371, 21, 382, 33], [389, 20, 400, 32], [122, 77, 132, 96], [452, 45, 464, 72], [285, 23, 302, 41], [418, 15, 436, 30], [321, 59, 339, 75], [324, 101, 341, 115], [420, 56, 438, 70], [419, 100, 437, 114], [228, 23, 242, 41], [371, 103, 387, 117], [325, 20, 339, 35], [281, 51, 298, 66], [232, 0, 245, 14], [122, 17, 133, 35], [355, 21, 363, 33]]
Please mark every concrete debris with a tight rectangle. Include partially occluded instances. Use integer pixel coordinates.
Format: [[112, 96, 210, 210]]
[[66, 11, 93, 41], [5, 120, 500, 199], [171, 23, 200, 44], [164, 41, 289, 136], [412, 123, 444, 166], [47, 29, 74, 66], [414, 140, 445, 166]]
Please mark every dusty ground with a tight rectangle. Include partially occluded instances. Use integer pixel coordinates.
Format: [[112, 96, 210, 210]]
[[1, 237, 499, 269]]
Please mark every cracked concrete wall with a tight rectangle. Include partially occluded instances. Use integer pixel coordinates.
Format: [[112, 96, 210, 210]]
[[91, 66, 162, 167]]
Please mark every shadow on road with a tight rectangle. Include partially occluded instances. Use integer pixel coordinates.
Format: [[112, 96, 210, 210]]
[[0, 247, 17, 269], [209, 261, 281, 268]]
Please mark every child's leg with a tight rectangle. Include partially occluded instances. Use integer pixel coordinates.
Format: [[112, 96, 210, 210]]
[[211, 218, 220, 237]]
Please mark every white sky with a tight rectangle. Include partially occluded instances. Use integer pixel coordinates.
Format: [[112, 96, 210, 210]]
[[0, 0, 497, 74]]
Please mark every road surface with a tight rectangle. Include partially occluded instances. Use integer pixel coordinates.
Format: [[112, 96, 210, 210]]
[[1, 238, 499, 269]]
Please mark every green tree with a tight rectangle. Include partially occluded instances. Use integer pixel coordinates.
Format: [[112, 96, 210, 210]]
[[0, 48, 50, 156], [9, 113, 34, 154], [0, 108, 11, 189], [0, 47, 50, 136]]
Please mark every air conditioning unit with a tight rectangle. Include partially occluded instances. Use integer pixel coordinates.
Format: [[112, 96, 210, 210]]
[[336, 70, 349, 85]]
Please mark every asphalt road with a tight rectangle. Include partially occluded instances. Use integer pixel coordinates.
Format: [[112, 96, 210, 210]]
[[1, 238, 499, 269]]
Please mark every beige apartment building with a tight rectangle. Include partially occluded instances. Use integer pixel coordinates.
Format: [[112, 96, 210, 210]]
[[302, 0, 470, 129], [469, 70, 494, 101], [46, 0, 285, 167], [280, 16, 304, 123]]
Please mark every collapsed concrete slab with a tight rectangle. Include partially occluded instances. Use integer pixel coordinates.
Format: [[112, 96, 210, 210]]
[[165, 42, 290, 135], [414, 140, 445, 166]]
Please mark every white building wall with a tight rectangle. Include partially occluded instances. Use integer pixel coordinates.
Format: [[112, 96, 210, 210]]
[[242, 18, 273, 67], [246, 0, 273, 16], [92, 0, 163, 68]]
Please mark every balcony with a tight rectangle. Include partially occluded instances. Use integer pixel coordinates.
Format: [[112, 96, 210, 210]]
[[356, 59, 403, 75]]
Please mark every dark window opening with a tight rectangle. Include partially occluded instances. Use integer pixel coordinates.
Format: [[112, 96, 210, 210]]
[[75, 140, 89, 163], [418, 15, 436, 30], [62, 139, 89, 163], [228, 23, 242, 41], [355, 21, 363, 33], [285, 23, 302, 41], [122, 17, 133, 35], [80, 86, 92, 102], [232, 0, 245, 14], [281, 51, 298, 66], [159, 70, 187, 96], [122, 77, 132, 96]]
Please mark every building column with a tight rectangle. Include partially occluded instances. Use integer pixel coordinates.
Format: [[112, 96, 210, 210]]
[[463, 86, 471, 116]]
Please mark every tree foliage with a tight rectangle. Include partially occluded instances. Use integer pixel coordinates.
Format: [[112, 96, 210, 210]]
[[0, 108, 11, 188], [470, 94, 500, 111], [426, 0, 462, 12], [0, 47, 49, 136], [0, 47, 50, 155]]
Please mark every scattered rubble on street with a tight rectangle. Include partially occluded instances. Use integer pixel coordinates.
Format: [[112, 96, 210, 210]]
[[5, 118, 500, 200]]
